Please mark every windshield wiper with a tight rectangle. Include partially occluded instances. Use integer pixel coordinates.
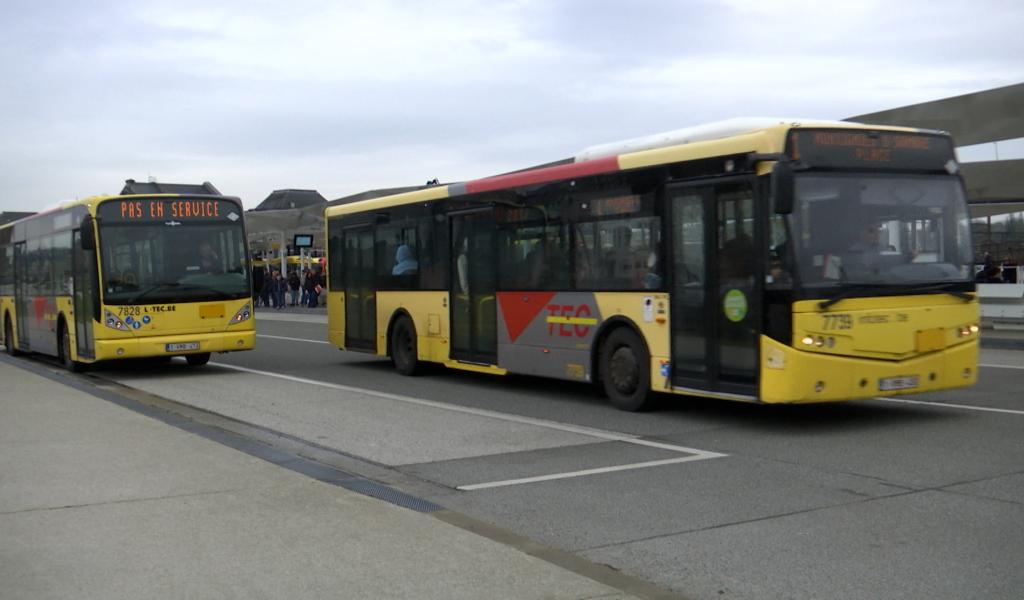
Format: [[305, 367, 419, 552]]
[[899, 282, 973, 302], [817, 284, 875, 310], [126, 282, 182, 304], [124, 282, 238, 304], [818, 282, 972, 310]]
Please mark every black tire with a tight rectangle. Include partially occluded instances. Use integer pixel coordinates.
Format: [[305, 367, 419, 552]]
[[4, 315, 17, 356], [186, 352, 211, 366], [390, 316, 421, 376], [59, 322, 85, 372], [600, 327, 653, 411]]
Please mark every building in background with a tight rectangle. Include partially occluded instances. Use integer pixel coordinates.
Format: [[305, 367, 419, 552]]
[[120, 179, 221, 196]]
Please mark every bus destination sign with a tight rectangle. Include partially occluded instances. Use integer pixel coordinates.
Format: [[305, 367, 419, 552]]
[[98, 198, 241, 223], [786, 129, 955, 171]]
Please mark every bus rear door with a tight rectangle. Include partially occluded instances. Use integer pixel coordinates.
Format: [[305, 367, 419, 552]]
[[13, 241, 28, 350], [343, 225, 376, 351]]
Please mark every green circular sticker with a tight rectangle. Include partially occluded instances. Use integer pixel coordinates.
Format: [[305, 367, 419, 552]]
[[723, 289, 748, 322]]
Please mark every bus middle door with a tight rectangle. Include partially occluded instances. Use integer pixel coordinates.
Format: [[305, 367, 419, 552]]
[[449, 209, 497, 365]]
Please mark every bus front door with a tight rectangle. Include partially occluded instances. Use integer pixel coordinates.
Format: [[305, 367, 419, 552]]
[[449, 210, 497, 365], [71, 230, 96, 359], [669, 181, 760, 397]]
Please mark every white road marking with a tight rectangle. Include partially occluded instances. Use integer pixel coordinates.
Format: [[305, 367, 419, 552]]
[[209, 361, 727, 489], [979, 362, 1024, 371], [457, 455, 720, 491], [874, 396, 1024, 416], [257, 334, 330, 345]]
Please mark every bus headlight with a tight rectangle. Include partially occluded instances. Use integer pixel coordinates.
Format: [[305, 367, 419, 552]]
[[957, 323, 980, 338], [104, 310, 130, 331], [229, 304, 252, 325]]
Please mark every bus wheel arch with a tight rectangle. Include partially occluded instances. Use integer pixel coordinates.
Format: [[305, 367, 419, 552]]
[[594, 319, 653, 411], [387, 310, 422, 376]]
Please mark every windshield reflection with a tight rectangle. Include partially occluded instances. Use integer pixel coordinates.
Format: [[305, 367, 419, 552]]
[[100, 223, 250, 304], [785, 174, 972, 288]]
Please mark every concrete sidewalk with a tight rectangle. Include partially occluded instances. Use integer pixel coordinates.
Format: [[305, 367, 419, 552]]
[[0, 358, 646, 600]]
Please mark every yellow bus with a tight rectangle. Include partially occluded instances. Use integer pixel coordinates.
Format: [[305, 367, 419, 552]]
[[324, 118, 978, 410], [1, 194, 255, 370]]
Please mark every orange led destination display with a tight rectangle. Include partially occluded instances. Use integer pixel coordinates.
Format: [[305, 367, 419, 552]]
[[98, 198, 241, 223], [786, 129, 955, 171]]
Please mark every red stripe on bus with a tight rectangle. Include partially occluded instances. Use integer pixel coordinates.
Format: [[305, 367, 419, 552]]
[[464, 156, 620, 194]]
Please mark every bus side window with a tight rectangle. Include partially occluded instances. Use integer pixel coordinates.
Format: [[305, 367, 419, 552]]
[[578, 217, 660, 290]]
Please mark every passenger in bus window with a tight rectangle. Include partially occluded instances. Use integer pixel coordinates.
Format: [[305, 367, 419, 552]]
[[848, 226, 885, 254], [456, 238, 469, 293], [642, 244, 662, 289], [607, 225, 638, 284], [392, 244, 419, 275], [198, 241, 221, 274]]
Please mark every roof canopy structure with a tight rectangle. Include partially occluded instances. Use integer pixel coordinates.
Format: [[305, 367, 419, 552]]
[[0, 211, 35, 226], [848, 82, 1024, 203]]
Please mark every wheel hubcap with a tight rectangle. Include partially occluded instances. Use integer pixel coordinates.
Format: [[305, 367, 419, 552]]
[[610, 347, 638, 393], [396, 328, 412, 364]]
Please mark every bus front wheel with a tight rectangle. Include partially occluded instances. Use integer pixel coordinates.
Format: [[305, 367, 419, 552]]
[[58, 322, 85, 372], [4, 315, 17, 356], [600, 328, 653, 411], [186, 353, 211, 366], [390, 316, 421, 376]]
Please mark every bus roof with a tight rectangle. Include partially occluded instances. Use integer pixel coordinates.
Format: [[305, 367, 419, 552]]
[[324, 118, 936, 218], [0, 193, 242, 230]]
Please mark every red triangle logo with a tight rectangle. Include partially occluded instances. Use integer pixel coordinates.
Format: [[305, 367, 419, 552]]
[[498, 292, 556, 343]]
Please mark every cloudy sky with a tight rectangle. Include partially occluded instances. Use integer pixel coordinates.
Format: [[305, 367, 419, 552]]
[[1, 0, 1021, 212]]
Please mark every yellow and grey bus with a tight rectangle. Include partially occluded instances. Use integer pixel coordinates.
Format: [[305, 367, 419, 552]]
[[324, 119, 978, 410], [1, 194, 255, 370]]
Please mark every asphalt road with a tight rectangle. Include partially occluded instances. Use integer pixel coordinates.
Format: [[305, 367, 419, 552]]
[[57, 314, 1024, 599]]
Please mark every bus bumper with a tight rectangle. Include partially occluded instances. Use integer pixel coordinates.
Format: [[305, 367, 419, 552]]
[[760, 336, 979, 404], [93, 330, 256, 362]]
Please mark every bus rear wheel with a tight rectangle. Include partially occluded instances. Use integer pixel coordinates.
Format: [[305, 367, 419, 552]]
[[390, 316, 421, 376], [58, 322, 85, 372], [186, 353, 211, 366], [600, 328, 653, 411]]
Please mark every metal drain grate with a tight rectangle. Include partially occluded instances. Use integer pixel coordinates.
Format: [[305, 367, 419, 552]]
[[340, 479, 444, 513]]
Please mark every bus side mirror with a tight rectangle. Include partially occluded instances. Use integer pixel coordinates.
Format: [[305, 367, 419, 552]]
[[772, 161, 795, 214], [80, 215, 96, 250]]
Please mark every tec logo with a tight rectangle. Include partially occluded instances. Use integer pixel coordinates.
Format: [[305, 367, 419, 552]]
[[545, 304, 598, 338]]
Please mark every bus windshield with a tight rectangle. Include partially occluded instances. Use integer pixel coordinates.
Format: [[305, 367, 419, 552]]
[[784, 173, 972, 289], [99, 222, 250, 304]]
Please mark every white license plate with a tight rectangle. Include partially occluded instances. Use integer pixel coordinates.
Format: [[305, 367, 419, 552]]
[[879, 375, 919, 391], [166, 342, 200, 352]]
